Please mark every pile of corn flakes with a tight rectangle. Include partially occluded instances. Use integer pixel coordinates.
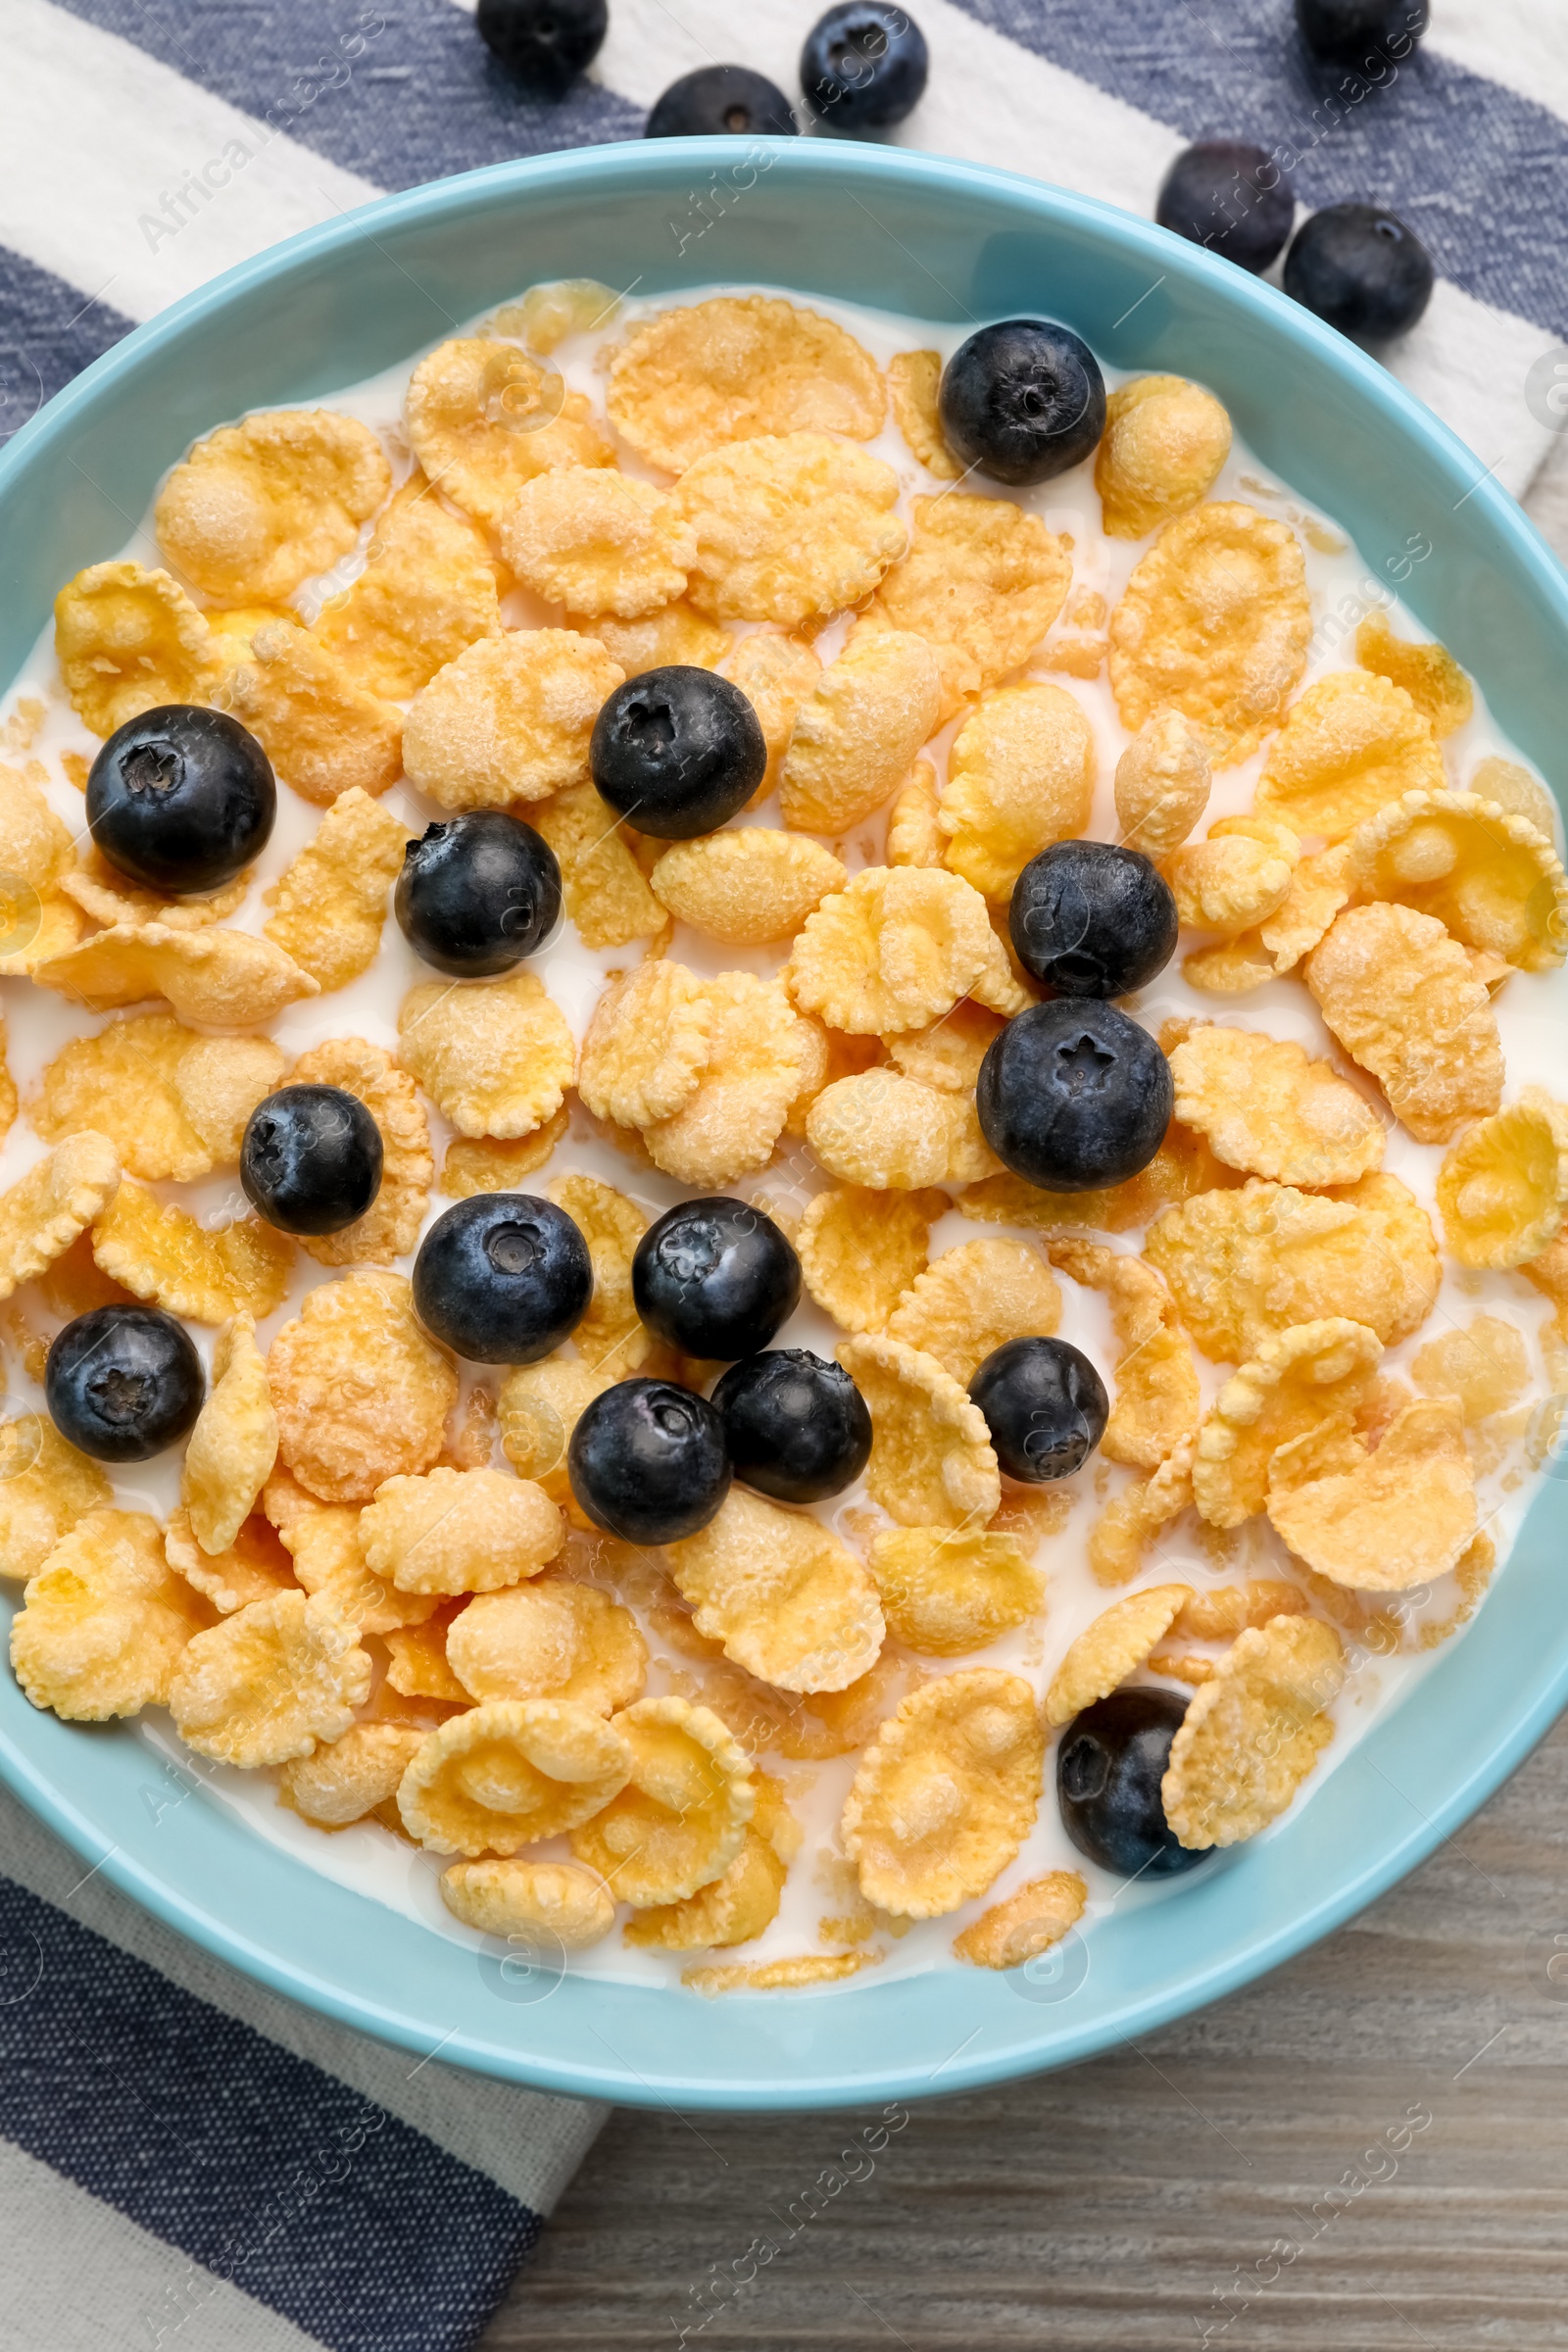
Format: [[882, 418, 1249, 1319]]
[[4, 282, 1564, 1995]]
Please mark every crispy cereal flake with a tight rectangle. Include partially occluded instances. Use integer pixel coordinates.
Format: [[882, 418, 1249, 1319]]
[[954, 1871, 1087, 1970], [0, 1414, 111, 1585], [530, 782, 665, 948], [842, 1668, 1042, 1918], [1096, 374, 1232, 539], [447, 1579, 647, 1714], [669, 1488, 884, 1693], [219, 620, 403, 806], [502, 467, 696, 619], [281, 1722, 426, 1830], [34, 1014, 212, 1184], [1254, 668, 1445, 842], [547, 1172, 650, 1377], [577, 959, 715, 1129], [263, 1465, 433, 1635], [1045, 1238, 1201, 1471], [1171, 1024, 1385, 1188], [797, 1184, 945, 1333], [182, 1315, 278, 1556], [405, 338, 612, 533], [262, 786, 409, 993], [887, 1239, 1060, 1383], [12, 1508, 205, 1720], [37, 918, 319, 1027], [441, 1112, 569, 1198], [1044, 1584, 1192, 1726], [569, 1695, 754, 1907], [888, 760, 944, 868], [155, 409, 390, 602], [1164, 814, 1298, 936], [404, 629, 624, 810], [1268, 1396, 1476, 1590], [1356, 609, 1473, 739], [169, 1589, 369, 1768], [92, 1180, 290, 1324], [315, 473, 500, 700], [1112, 708, 1212, 856], [440, 1857, 614, 1947], [1161, 1614, 1344, 1847], [607, 296, 884, 474], [1411, 1316, 1530, 1422], [871, 494, 1071, 710], [0, 1133, 120, 1300], [642, 973, 808, 1185], [1193, 1317, 1383, 1529], [941, 683, 1096, 902], [787, 865, 992, 1037], [870, 1526, 1043, 1656], [679, 433, 906, 627], [778, 622, 942, 836], [1469, 756, 1559, 842], [839, 1333, 1000, 1528], [399, 1697, 631, 1856], [166, 1508, 297, 1618], [651, 829, 845, 946], [1436, 1090, 1568, 1268], [887, 349, 961, 478], [716, 631, 820, 801], [362, 1465, 563, 1595], [807, 1068, 956, 1192], [54, 562, 216, 736], [269, 1271, 457, 1503], [579, 602, 729, 680], [1349, 789, 1568, 972], [61, 851, 249, 936], [399, 971, 574, 1140], [1305, 902, 1503, 1145]]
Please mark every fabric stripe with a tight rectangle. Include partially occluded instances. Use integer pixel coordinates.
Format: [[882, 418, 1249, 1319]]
[[949, 0, 1568, 342], [0, 1869, 539, 2352], [1425, 0, 1568, 120], [0, 2139, 319, 2352], [0, 243, 134, 446]]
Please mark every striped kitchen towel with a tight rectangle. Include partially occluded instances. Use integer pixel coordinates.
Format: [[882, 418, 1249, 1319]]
[[1, 3, 1565, 2346]]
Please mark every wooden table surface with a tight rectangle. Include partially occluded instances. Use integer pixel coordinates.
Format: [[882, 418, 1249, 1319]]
[[484, 453, 1568, 2352]]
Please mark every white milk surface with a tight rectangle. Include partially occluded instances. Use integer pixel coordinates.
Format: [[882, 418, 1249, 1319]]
[[1, 281, 1562, 1995]]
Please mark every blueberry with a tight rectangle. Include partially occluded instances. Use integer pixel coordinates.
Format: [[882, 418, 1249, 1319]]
[[590, 667, 766, 839], [475, 0, 607, 95], [1155, 141, 1296, 275], [1057, 1689, 1205, 1879], [939, 320, 1106, 489], [969, 1337, 1108, 1484], [46, 1305, 204, 1464], [568, 1378, 731, 1544], [86, 705, 274, 895], [240, 1085, 383, 1238], [976, 1002, 1172, 1193], [1284, 203, 1434, 342], [1009, 841, 1177, 999], [712, 1348, 871, 1503], [1296, 0, 1428, 68], [801, 4, 929, 132], [646, 65, 798, 138], [633, 1198, 801, 1362], [413, 1195, 591, 1364], [395, 811, 562, 977]]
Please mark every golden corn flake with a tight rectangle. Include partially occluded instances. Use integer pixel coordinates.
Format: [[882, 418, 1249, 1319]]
[[963, 1122, 1242, 1240], [887, 1240, 1060, 1384], [61, 850, 248, 937], [501, 277, 620, 354], [1304, 902, 1503, 1145], [643, 973, 808, 1186], [202, 603, 301, 674], [0, 1132, 120, 1302], [399, 970, 573, 1141], [166, 1507, 297, 1617], [37, 918, 319, 1028], [678, 433, 906, 627], [839, 1333, 1000, 1529], [53, 560, 217, 736], [842, 1667, 1042, 1918], [440, 1856, 614, 1948], [35, 1013, 210, 1184], [1268, 1396, 1476, 1590], [11, 1507, 206, 1720], [1164, 814, 1298, 936], [403, 628, 622, 812], [530, 781, 664, 949], [1171, 1024, 1384, 1189], [607, 296, 885, 474], [1146, 1173, 1439, 1362], [1112, 708, 1211, 856], [806, 1069, 953, 1191], [940, 683, 1096, 903], [1350, 789, 1568, 972], [0, 1413, 110, 1585], [546, 1172, 649, 1378], [870, 1526, 1043, 1656], [281, 1721, 427, 1831], [315, 473, 500, 701], [182, 1315, 277, 1556], [92, 1180, 289, 1325], [502, 467, 696, 619], [954, 1870, 1087, 1971], [579, 601, 729, 680], [1193, 1317, 1383, 1529], [1043, 1584, 1192, 1728], [169, 1587, 370, 1768], [1087, 1440, 1195, 1588], [887, 349, 961, 478], [669, 1488, 884, 1693], [263, 1465, 434, 1636], [218, 621, 403, 806], [1470, 755, 1560, 843], [797, 1184, 944, 1334], [262, 786, 409, 993], [270, 1270, 457, 1504], [0, 760, 73, 927], [1411, 1316, 1530, 1423], [1045, 1238, 1201, 1472], [716, 631, 820, 800], [1254, 668, 1444, 843], [888, 760, 944, 868], [1253, 840, 1356, 977], [362, 1465, 562, 1596], [1356, 608, 1474, 739], [400, 1696, 630, 1856], [1161, 1614, 1344, 1848], [578, 959, 714, 1131], [685, 1648, 922, 1764], [441, 1111, 568, 1199], [1436, 1089, 1568, 1269], [289, 1037, 432, 1267], [872, 494, 1071, 711], [1107, 503, 1310, 765], [1096, 374, 1232, 540], [622, 1810, 789, 1953], [569, 1694, 754, 1907], [651, 829, 844, 947], [778, 622, 942, 836], [405, 338, 612, 533], [447, 1578, 646, 1715], [787, 865, 993, 1038], [683, 1951, 878, 1992], [155, 409, 389, 603], [886, 1003, 1004, 1099]]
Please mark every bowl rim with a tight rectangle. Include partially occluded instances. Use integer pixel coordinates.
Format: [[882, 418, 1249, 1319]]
[[3, 135, 1567, 2112]]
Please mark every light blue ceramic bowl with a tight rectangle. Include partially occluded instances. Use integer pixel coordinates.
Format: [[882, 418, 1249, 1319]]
[[2, 140, 1565, 2112]]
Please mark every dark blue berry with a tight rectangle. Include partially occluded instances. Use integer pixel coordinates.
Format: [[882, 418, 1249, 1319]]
[[711, 1348, 870, 1503], [977, 1002, 1172, 1193], [646, 66, 798, 138], [241, 1085, 383, 1238], [413, 1195, 591, 1364], [801, 4, 929, 132], [86, 705, 274, 895], [590, 667, 766, 839], [1297, 0, 1427, 68], [1009, 841, 1177, 1000], [1057, 1689, 1205, 1879], [633, 1198, 801, 1362], [46, 1305, 203, 1464], [475, 0, 607, 95], [969, 1337, 1107, 1484], [1284, 204, 1434, 342], [395, 812, 562, 977], [568, 1378, 731, 1544], [1155, 141, 1296, 275], [939, 320, 1106, 488]]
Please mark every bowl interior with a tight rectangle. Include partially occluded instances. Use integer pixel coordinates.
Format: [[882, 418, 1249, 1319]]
[[2, 140, 1565, 2110]]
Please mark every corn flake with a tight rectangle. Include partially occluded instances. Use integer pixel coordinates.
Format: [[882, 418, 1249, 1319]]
[[403, 628, 622, 812], [651, 829, 844, 946], [12, 1507, 206, 1720], [1253, 668, 1445, 843], [530, 782, 665, 948], [683, 1951, 878, 1992], [1435, 1089, 1568, 1268], [447, 1577, 646, 1715], [440, 1856, 614, 1947], [607, 296, 884, 474], [169, 1587, 369, 1767], [668, 1488, 884, 1693], [1112, 708, 1212, 856], [1411, 1316, 1530, 1423], [155, 409, 389, 602], [35, 1013, 209, 1183], [954, 1870, 1087, 1970], [1305, 902, 1503, 1144], [643, 972, 807, 1185], [91, 1180, 289, 1325], [842, 1667, 1041, 1917], [887, 1240, 1059, 1384], [262, 786, 409, 992], [270, 1270, 457, 1504], [886, 1002, 1004, 1098], [678, 433, 906, 626], [53, 560, 217, 736], [569, 1694, 754, 1906], [717, 632, 821, 801], [1470, 756, 1560, 843], [289, 1037, 432, 1266], [839, 1333, 1000, 1529], [797, 1184, 945, 1334], [577, 602, 729, 680], [166, 1507, 296, 1617], [787, 865, 992, 1037], [61, 850, 249, 937], [1088, 1439, 1196, 1587], [38, 917, 319, 1027], [441, 1111, 568, 1199], [1164, 815, 1298, 936], [1350, 789, 1568, 972], [218, 621, 403, 806], [871, 495, 1071, 712], [887, 349, 961, 478], [1096, 374, 1232, 540], [502, 467, 695, 619], [0, 1132, 120, 1301], [262, 1466, 434, 1635], [362, 1465, 562, 1596], [807, 1069, 955, 1191], [315, 473, 499, 700], [400, 1696, 630, 1855], [1045, 1238, 1201, 1471], [577, 959, 714, 1129], [281, 1722, 427, 1831], [1043, 1584, 1192, 1727], [1161, 1614, 1344, 1847], [1171, 1024, 1384, 1189], [1268, 1396, 1476, 1590], [622, 1807, 790, 1952], [940, 682, 1096, 902], [1356, 609, 1473, 739], [405, 338, 612, 533], [399, 970, 573, 1141], [0, 1413, 111, 1585], [888, 760, 944, 868], [870, 1526, 1043, 1656], [182, 1315, 277, 1556], [1194, 1317, 1383, 1529], [778, 622, 942, 836], [547, 1172, 650, 1377]]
